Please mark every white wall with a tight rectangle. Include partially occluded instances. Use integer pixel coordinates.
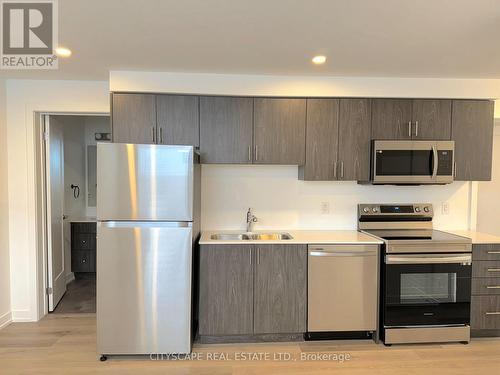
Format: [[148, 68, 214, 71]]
[[110, 71, 500, 99], [59, 116, 87, 220], [476, 121, 500, 235], [201, 166, 471, 231], [0, 79, 12, 329], [84, 116, 110, 147], [83, 116, 110, 217], [6, 80, 108, 321]]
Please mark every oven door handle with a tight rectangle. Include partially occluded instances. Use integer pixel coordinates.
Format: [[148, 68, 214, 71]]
[[432, 145, 438, 179], [386, 254, 471, 265]]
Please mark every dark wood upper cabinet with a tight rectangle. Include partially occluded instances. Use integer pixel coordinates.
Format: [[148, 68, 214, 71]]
[[300, 98, 371, 181], [338, 99, 372, 181], [300, 99, 340, 180], [112, 93, 156, 144], [253, 244, 307, 334], [254, 98, 306, 164], [372, 99, 452, 140], [199, 96, 253, 164], [452, 100, 494, 181], [198, 245, 254, 336], [110, 93, 494, 182], [156, 95, 199, 146], [412, 99, 452, 140], [371, 99, 413, 140]]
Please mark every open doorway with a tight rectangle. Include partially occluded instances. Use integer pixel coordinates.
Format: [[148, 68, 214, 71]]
[[41, 114, 110, 314]]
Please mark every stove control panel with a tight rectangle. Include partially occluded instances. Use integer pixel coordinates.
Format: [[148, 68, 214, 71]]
[[358, 203, 433, 218]]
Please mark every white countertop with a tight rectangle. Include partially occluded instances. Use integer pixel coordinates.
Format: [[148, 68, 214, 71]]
[[68, 217, 97, 223], [199, 230, 383, 245], [444, 230, 500, 244]]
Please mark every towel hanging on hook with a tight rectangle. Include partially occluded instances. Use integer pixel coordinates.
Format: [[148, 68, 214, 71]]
[[70, 184, 80, 199]]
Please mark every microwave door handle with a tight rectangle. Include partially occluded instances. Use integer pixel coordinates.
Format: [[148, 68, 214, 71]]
[[432, 145, 438, 179]]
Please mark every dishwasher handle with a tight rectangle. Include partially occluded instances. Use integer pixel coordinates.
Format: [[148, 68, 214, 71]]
[[309, 250, 377, 257]]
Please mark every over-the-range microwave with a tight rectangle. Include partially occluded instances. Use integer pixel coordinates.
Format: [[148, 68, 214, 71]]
[[371, 140, 455, 185]]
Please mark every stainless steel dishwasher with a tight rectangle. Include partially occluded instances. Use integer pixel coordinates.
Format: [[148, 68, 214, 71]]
[[308, 245, 379, 335]]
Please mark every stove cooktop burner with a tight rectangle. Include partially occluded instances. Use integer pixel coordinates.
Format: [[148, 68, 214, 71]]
[[358, 204, 472, 253], [363, 229, 470, 243]]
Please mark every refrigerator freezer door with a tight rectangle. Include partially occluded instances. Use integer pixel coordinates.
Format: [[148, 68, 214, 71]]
[[97, 221, 192, 354], [97, 143, 193, 221]]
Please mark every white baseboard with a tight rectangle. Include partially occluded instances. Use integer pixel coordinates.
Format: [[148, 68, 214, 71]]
[[11, 309, 36, 322], [0, 311, 12, 330], [66, 272, 75, 284]]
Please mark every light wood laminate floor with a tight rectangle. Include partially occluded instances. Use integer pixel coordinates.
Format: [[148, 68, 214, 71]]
[[0, 314, 499, 375]]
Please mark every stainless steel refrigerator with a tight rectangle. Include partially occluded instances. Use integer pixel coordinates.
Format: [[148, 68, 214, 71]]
[[96, 143, 200, 356]]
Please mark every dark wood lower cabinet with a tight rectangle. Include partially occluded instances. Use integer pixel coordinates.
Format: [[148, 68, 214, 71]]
[[471, 243, 500, 336], [254, 245, 307, 334], [71, 222, 96, 273], [198, 244, 307, 339], [471, 295, 500, 330], [71, 251, 95, 273], [198, 245, 254, 336]]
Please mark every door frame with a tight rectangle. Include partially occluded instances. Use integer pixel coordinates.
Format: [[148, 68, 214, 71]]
[[34, 111, 109, 318]]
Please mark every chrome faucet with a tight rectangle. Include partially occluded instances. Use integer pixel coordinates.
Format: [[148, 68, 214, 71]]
[[246, 208, 258, 233]]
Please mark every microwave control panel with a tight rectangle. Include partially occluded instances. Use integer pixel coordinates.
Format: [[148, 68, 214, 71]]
[[437, 150, 453, 176]]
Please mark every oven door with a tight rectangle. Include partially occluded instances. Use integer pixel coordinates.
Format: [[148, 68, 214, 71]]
[[384, 253, 471, 327], [372, 140, 454, 184]]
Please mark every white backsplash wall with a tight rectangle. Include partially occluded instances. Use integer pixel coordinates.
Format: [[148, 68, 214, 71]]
[[201, 165, 472, 231]]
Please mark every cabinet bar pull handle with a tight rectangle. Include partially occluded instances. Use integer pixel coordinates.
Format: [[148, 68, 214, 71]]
[[485, 312, 500, 315], [334, 161, 338, 179], [248, 146, 251, 162], [159, 127, 163, 144], [151, 126, 155, 143], [454, 162, 457, 178], [249, 251, 252, 265], [486, 286, 500, 289], [340, 161, 344, 179], [415, 121, 419, 137], [487, 251, 500, 254], [487, 268, 500, 272], [257, 250, 260, 265], [255, 145, 258, 161], [408, 121, 412, 137]]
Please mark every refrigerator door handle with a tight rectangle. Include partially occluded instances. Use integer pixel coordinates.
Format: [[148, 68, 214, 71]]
[[99, 221, 192, 228]]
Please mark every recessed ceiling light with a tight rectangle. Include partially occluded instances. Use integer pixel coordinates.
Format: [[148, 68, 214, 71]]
[[55, 47, 72, 57], [312, 55, 327, 64]]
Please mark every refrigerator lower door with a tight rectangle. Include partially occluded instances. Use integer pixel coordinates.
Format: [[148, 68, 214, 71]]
[[97, 143, 194, 221], [97, 221, 192, 355]]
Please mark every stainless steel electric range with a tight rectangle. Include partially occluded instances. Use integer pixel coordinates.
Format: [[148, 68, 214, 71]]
[[358, 203, 472, 345]]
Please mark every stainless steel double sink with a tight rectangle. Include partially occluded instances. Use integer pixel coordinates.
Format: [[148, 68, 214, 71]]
[[210, 232, 293, 241]]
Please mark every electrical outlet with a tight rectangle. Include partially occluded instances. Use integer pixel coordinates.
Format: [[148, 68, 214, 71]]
[[442, 202, 450, 215], [320, 202, 330, 214]]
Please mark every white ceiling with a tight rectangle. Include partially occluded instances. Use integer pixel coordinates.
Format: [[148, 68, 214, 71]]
[[1, 0, 500, 81]]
